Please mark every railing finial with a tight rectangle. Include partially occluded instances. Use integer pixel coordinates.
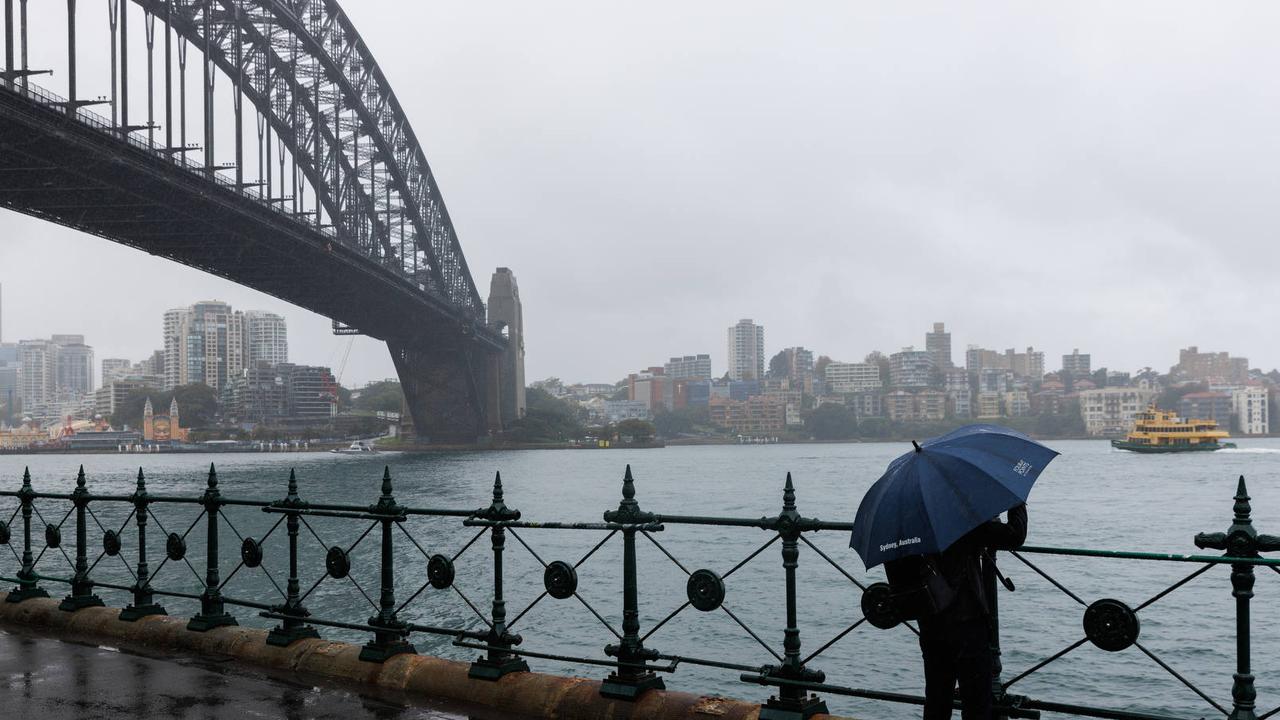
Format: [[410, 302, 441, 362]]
[[286, 468, 299, 502], [783, 472, 796, 513], [76, 465, 86, 489], [1234, 475, 1252, 526], [135, 467, 146, 493], [207, 462, 218, 489], [381, 465, 393, 498], [492, 470, 504, 503]]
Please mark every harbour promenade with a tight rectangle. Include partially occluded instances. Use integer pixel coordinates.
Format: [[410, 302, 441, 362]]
[[0, 442, 1278, 719], [0, 626, 477, 719]]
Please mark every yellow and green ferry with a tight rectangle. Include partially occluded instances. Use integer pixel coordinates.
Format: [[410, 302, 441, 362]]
[[1111, 406, 1236, 453]]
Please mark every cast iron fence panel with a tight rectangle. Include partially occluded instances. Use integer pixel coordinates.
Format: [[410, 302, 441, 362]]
[[0, 464, 1276, 720]]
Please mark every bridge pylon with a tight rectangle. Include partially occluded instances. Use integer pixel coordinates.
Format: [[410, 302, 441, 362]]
[[391, 268, 525, 444]]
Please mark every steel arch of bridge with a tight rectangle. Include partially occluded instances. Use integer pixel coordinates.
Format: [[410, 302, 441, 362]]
[[0, 0, 523, 441], [132, 0, 484, 317]]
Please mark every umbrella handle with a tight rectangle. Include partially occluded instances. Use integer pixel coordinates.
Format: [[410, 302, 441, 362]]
[[984, 550, 1016, 592]]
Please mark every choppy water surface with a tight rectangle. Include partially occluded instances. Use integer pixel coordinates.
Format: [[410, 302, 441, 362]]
[[3, 439, 1279, 719]]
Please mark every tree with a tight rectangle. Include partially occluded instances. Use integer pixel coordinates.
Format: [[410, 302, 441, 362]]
[[814, 356, 833, 380], [111, 383, 220, 429], [1156, 381, 1206, 412], [865, 351, 891, 386], [1032, 406, 1085, 437], [351, 381, 404, 414], [804, 403, 858, 441], [768, 351, 789, 379], [506, 387, 584, 442], [172, 384, 220, 427], [616, 418, 656, 443], [653, 406, 709, 438]]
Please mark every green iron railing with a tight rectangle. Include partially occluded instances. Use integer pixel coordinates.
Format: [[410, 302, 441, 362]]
[[0, 464, 1275, 720]]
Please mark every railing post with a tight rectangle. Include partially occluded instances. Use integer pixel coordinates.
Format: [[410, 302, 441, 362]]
[[1195, 476, 1280, 720], [266, 469, 318, 646], [600, 465, 664, 699], [984, 551, 1012, 718], [121, 468, 164, 621], [7, 467, 48, 603], [759, 473, 827, 720], [359, 466, 415, 662], [188, 463, 236, 631], [469, 471, 527, 680], [59, 466, 103, 611]]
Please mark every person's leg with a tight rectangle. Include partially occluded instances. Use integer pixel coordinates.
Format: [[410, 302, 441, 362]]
[[955, 619, 994, 720], [920, 623, 959, 720]]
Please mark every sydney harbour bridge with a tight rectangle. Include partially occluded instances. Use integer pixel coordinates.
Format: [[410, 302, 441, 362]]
[[0, 0, 525, 443]]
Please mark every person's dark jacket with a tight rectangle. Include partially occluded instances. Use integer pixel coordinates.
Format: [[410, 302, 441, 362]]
[[931, 504, 1027, 623]]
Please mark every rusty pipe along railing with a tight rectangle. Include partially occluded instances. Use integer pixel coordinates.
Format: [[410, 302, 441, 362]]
[[1, 464, 1276, 720]]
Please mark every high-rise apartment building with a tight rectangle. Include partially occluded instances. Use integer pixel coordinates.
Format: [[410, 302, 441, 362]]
[[664, 354, 712, 380], [245, 311, 289, 368], [1062, 349, 1092, 376], [825, 362, 882, 393], [282, 364, 338, 420], [102, 358, 133, 383], [0, 364, 16, 425], [1005, 347, 1045, 380], [889, 347, 935, 389], [18, 339, 57, 409], [1173, 347, 1249, 384], [51, 335, 94, 397], [965, 346, 1009, 372], [0, 342, 18, 425], [726, 319, 765, 381], [163, 302, 247, 391], [925, 323, 952, 369]]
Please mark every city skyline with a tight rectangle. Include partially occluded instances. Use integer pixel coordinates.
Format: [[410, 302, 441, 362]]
[[3, 268, 1277, 391], [5, 3, 1280, 387]]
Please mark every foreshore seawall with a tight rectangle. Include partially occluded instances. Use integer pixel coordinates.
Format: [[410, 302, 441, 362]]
[[0, 595, 849, 720]]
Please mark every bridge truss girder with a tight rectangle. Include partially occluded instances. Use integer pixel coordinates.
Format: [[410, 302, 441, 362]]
[[131, 0, 485, 318]]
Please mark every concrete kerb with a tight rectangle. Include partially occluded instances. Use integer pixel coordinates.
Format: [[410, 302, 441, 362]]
[[0, 595, 852, 720]]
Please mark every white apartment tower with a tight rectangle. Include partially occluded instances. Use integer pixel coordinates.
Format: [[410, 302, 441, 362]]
[[246, 311, 289, 368], [18, 339, 57, 409], [163, 302, 247, 391], [664, 354, 712, 380], [1233, 386, 1269, 436], [825, 362, 882, 393], [726, 319, 765, 381]]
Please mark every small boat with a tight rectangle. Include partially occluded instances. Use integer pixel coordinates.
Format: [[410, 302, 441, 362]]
[[1111, 405, 1237, 453], [331, 440, 378, 454]]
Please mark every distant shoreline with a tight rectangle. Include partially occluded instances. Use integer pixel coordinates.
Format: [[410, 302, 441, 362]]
[[5, 434, 1278, 456]]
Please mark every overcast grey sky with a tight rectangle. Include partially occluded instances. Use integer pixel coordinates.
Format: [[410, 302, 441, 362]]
[[3, 1, 1280, 386]]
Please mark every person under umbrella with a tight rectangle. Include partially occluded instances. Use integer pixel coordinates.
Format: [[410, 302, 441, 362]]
[[850, 424, 1059, 720]]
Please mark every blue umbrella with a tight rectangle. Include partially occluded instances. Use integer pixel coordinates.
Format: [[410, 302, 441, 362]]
[[850, 424, 1058, 569]]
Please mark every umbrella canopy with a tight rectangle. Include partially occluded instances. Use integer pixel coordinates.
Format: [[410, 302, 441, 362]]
[[850, 424, 1058, 569]]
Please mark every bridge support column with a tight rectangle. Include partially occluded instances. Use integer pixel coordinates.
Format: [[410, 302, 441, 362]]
[[487, 267, 525, 427], [389, 337, 492, 445]]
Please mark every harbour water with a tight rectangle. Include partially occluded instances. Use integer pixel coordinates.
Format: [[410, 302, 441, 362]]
[[3, 439, 1279, 719]]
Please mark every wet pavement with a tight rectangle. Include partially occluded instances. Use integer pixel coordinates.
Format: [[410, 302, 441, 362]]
[[0, 628, 487, 719]]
